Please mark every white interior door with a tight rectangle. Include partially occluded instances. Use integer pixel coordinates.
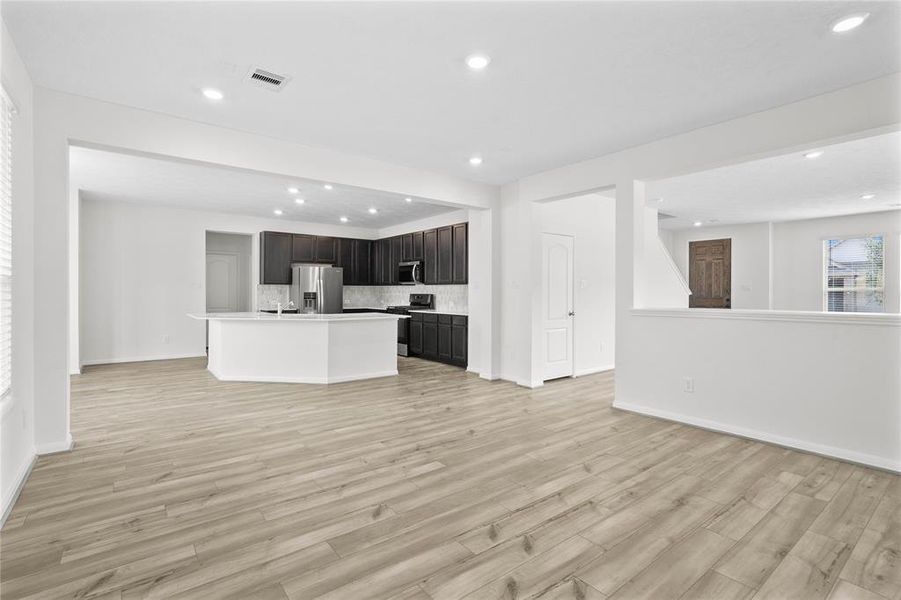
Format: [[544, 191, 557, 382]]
[[206, 253, 239, 312], [542, 233, 574, 381]]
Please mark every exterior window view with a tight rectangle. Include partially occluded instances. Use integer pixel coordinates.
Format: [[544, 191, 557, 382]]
[[0, 2, 899, 599], [825, 236, 885, 312]]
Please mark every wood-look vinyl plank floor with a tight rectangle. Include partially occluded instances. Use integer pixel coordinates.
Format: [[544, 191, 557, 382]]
[[1, 357, 898, 600]]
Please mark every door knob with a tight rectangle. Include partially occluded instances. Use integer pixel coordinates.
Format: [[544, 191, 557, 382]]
[[568, 311, 575, 316]]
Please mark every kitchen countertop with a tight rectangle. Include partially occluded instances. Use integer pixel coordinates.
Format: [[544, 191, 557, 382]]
[[407, 309, 469, 316], [189, 312, 408, 322]]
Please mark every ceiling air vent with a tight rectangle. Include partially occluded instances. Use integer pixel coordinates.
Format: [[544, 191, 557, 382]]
[[246, 67, 289, 92]]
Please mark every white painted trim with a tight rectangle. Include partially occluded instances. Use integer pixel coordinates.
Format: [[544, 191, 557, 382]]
[[207, 368, 399, 385], [614, 400, 900, 473], [1, 451, 35, 527], [515, 379, 545, 389], [475, 370, 500, 381], [69, 367, 82, 375], [573, 364, 615, 377], [631, 308, 901, 327], [81, 353, 207, 367], [36, 433, 74, 455]]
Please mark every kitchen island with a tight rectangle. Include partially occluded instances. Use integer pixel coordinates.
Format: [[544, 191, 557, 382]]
[[189, 312, 407, 384]]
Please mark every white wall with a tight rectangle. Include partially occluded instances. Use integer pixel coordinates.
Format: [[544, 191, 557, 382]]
[[79, 198, 379, 366], [504, 74, 901, 470], [667, 222, 772, 309], [1, 18, 37, 521], [536, 194, 616, 376], [616, 310, 900, 470], [773, 210, 901, 313]]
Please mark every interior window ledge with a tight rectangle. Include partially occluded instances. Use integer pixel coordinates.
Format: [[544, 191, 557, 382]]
[[631, 308, 901, 327]]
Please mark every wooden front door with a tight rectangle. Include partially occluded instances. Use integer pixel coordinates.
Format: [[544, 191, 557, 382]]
[[688, 238, 731, 308]]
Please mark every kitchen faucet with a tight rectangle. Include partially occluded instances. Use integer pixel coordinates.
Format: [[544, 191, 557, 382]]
[[276, 300, 296, 316]]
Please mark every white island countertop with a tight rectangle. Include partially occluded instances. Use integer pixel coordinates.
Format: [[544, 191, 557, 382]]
[[189, 312, 408, 321], [190, 311, 405, 384]]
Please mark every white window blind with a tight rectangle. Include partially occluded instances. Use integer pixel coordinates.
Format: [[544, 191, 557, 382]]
[[0, 89, 12, 398], [823, 235, 885, 313]]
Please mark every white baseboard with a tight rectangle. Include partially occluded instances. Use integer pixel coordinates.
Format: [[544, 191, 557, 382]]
[[1, 450, 36, 527], [516, 379, 544, 389], [468, 367, 500, 381], [81, 353, 207, 367], [35, 433, 74, 455], [207, 368, 399, 385], [573, 364, 615, 377], [614, 400, 900, 474]]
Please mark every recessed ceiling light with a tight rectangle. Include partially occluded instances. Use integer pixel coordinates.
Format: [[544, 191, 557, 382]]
[[323, 184, 333, 190], [466, 54, 491, 70], [860, 193, 876, 200], [294, 198, 305, 205], [405, 197, 412, 203], [469, 156, 483, 166], [273, 209, 283, 216], [202, 88, 224, 101], [831, 13, 869, 33], [339, 216, 348, 223], [368, 208, 378, 214], [693, 221, 703, 227], [287, 187, 299, 194], [803, 150, 824, 159]]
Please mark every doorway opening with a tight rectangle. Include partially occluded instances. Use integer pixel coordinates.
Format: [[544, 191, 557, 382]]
[[688, 238, 732, 308], [536, 192, 616, 384], [205, 232, 252, 347]]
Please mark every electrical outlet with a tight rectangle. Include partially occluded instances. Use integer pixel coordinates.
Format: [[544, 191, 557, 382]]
[[162, 335, 170, 344], [683, 377, 694, 393]]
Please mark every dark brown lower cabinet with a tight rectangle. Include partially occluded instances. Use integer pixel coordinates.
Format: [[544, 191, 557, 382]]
[[437, 315, 452, 362], [409, 317, 423, 355], [409, 313, 466, 368]]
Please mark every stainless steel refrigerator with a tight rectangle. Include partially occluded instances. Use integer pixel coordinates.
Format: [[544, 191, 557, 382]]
[[290, 264, 344, 314]]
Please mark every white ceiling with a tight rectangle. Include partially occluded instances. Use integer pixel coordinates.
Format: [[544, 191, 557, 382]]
[[69, 146, 458, 228], [4, 1, 900, 185], [648, 130, 901, 230]]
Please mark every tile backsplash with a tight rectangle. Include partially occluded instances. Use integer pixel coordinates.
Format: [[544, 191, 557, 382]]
[[256, 284, 468, 313], [257, 284, 290, 309], [344, 285, 468, 313]]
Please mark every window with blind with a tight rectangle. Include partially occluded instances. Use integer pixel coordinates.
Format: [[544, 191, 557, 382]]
[[823, 235, 885, 313], [0, 90, 12, 398]]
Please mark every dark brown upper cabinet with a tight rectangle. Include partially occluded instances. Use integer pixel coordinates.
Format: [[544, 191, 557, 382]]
[[423, 229, 438, 284], [336, 238, 354, 284], [353, 239, 372, 285], [437, 226, 453, 284], [390, 237, 402, 284], [315, 236, 337, 264], [260, 232, 294, 285], [401, 233, 414, 261], [291, 234, 315, 263], [260, 222, 466, 285], [412, 231, 424, 261], [452, 223, 468, 284], [378, 238, 392, 285]]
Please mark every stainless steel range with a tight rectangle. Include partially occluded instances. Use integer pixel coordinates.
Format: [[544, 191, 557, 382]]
[[386, 293, 434, 356]]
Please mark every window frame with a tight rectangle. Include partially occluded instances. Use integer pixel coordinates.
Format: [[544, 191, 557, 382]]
[[822, 232, 886, 314]]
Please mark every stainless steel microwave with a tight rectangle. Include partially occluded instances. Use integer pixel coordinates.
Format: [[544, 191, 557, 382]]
[[398, 261, 422, 285]]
